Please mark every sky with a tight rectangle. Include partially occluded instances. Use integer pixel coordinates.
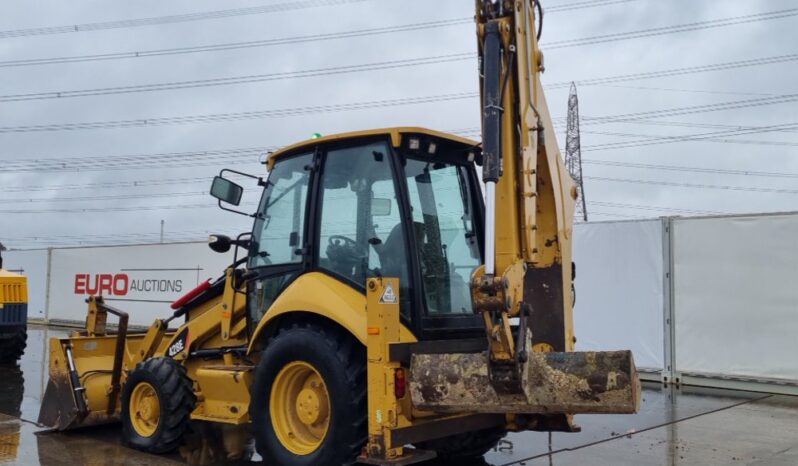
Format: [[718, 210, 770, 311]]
[[0, 0, 796, 250]]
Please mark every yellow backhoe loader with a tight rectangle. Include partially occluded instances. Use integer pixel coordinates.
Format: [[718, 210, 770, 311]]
[[38, 2, 640, 464]]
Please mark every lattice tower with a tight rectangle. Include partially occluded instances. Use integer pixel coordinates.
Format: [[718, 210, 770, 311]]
[[565, 82, 588, 222]]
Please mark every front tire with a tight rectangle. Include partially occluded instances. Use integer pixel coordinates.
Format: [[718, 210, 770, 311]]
[[250, 321, 366, 466], [121, 357, 196, 453]]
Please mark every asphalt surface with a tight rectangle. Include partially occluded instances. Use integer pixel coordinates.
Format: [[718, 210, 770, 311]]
[[1, 324, 796, 465]]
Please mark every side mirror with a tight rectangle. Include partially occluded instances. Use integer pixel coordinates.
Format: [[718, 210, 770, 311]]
[[210, 176, 243, 206], [208, 235, 232, 253], [372, 198, 392, 216]]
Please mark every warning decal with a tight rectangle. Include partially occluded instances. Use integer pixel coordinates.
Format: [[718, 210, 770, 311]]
[[379, 282, 398, 304]]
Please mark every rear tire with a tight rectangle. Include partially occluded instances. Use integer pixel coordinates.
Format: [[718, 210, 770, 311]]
[[250, 321, 366, 466], [121, 357, 196, 453], [0, 326, 27, 365], [415, 427, 506, 462]]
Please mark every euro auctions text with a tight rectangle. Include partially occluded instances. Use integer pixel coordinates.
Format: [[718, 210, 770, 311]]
[[74, 273, 183, 297]]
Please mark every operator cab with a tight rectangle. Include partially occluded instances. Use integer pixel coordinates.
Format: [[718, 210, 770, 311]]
[[213, 128, 486, 339]]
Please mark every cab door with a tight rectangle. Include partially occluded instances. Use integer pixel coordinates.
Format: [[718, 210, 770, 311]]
[[313, 140, 416, 324]]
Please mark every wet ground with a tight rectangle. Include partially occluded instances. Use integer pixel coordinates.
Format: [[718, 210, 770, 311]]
[[1, 324, 797, 465]]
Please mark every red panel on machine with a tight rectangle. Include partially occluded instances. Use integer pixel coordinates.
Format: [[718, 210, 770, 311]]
[[170, 279, 211, 309]]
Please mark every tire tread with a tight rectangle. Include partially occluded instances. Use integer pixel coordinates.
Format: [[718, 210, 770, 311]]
[[122, 356, 196, 453], [251, 319, 367, 465]]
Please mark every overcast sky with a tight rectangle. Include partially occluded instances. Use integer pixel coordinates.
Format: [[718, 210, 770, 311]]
[[1, 0, 796, 250]]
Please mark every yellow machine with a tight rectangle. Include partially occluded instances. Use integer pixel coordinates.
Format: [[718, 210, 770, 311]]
[[39, 2, 639, 465], [0, 245, 28, 365]]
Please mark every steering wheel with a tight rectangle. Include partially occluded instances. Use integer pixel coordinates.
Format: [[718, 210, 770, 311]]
[[328, 235, 357, 248], [326, 235, 367, 269]]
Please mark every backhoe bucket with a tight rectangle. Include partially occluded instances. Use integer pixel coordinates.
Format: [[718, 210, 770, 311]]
[[409, 350, 640, 414]]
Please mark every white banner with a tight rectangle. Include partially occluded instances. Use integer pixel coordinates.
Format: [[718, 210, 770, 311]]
[[3, 249, 49, 320], [673, 213, 798, 382], [48, 242, 233, 327], [573, 219, 665, 370]]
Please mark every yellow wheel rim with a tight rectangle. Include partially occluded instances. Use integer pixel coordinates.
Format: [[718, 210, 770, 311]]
[[270, 361, 331, 455], [130, 382, 160, 438]]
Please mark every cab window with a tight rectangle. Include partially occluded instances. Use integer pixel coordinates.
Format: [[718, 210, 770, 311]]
[[405, 158, 480, 315]]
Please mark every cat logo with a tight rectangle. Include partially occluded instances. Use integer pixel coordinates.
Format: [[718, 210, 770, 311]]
[[379, 282, 397, 304]]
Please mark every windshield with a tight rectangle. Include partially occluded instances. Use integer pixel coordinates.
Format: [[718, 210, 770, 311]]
[[404, 157, 481, 315], [249, 153, 312, 268]]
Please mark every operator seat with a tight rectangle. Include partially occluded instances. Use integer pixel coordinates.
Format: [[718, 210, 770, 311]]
[[378, 222, 425, 281]]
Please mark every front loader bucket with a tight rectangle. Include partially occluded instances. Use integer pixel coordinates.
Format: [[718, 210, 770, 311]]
[[409, 350, 640, 414], [38, 374, 82, 430], [37, 337, 120, 431]]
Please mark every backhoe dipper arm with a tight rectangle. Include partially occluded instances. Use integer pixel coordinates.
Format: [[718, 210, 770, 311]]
[[472, 0, 578, 392]]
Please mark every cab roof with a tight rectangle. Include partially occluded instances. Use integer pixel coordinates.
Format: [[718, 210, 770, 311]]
[[266, 127, 478, 167]]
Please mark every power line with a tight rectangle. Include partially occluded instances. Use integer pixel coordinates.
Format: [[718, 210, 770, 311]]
[[1, 146, 271, 172], [0, 0, 638, 62], [9, 155, 794, 199], [0, 19, 473, 69], [0, 53, 475, 103], [0, 202, 207, 214], [546, 8, 798, 49], [2, 229, 216, 241], [0, 92, 478, 134], [589, 210, 649, 219], [0, 0, 371, 39], [3, 146, 268, 166], [590, 83, 774, 97], [0, 202, 253, 214], [587, 117, 798, 134], [3, 233, 219, 247], [4, 113, 798, 174], [583, 94, 798, 126], [1, 49, 792, 134], [591, 200, 725, 215], [547, 54, 798, 90], [2, 227, 246, 249], [582, 120, 798, 151], [586, 176, 798, 194], [0, 176, 211, 193], [4, 9, 794, 103], [4, 233, 237, 249], [456, 102, 798, 151], [545, 0, 644, 13], [0, 199, 261, 214], [6, 112, 792, 172], [581, 128, 798, 150], [0, 190, 208, 204], [582, 159, 798, 178]]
